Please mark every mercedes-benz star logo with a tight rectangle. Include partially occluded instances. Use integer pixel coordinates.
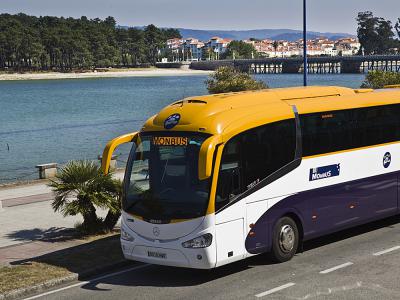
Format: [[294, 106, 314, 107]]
[[153, 227, 160, 236]]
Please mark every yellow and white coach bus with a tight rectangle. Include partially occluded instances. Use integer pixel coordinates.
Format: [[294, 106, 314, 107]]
[[102, 85, 400, 269]]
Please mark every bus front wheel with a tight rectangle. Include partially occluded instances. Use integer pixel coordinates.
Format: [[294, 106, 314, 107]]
[[270, 217, 299, 263]]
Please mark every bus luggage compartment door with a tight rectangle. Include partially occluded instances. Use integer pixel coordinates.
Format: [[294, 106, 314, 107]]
[[215, 203, 245, 267]]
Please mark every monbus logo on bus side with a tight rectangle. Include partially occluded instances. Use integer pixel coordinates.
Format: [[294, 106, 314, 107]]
[[383, 152, 391, 168], [164, 113, 181, 129], [309, 164, 340, 181]]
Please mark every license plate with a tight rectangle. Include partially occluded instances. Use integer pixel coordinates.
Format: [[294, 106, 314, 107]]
[[147, 251, 167, 259]]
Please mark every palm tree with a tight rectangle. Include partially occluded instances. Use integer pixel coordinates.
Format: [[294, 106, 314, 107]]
[[49, 160, 122, 233]]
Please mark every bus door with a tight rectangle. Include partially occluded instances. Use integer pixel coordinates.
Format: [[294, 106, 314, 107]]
[[214, 137, 246, 266]]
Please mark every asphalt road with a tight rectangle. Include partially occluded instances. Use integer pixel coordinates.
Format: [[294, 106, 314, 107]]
[[24, 215, 400, 300]]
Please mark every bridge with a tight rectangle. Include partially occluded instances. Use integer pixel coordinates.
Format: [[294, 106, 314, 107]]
[[190, 55, 400, 74]]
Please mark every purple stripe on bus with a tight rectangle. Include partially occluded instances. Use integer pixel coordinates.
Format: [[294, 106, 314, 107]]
[[245, 171, 399, 254]]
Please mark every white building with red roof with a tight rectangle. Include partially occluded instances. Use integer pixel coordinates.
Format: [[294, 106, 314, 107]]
[[164, 35, 360, 61]]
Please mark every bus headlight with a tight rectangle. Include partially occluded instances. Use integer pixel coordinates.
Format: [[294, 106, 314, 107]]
[[182, 233, 213, 248], [121, 227, 134, 242]]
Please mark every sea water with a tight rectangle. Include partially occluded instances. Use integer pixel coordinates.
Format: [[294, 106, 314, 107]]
[[0, 74, 364, 182]]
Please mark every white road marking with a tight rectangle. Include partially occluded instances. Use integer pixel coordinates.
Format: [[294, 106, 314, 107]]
[[373, 245, 400, 256], [23, 264, 150, 300], [298, 282, 363, 299], [319, 262, 353, 274], [255, 282, 296, 298]]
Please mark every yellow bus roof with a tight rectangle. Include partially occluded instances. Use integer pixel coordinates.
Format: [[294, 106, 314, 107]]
[[141, 86, 400, 141]]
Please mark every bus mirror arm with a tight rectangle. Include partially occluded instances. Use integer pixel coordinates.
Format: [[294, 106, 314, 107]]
[[228, 167, 241, 199], [198, 135, 221, 180], [102, 132, 139, 175]]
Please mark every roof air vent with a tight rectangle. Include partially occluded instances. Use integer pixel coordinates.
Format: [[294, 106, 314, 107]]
[[187, 100, 207, 104], [171, 101, 184, 106]]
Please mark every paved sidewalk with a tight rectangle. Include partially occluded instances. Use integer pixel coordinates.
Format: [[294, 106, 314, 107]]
[[0, 171, 124, 265], [0, 200, 86, 249], [0, 182, 52, 208], [0, 170, 124, 208], [0, 236, 89, 266], [0, 198, 118, 266]]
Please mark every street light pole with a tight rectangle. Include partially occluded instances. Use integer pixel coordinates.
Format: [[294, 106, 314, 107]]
[[303, 0, 308, 86]]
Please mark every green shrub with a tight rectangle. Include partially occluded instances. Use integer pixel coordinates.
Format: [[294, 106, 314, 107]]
[[361, 70, 400, 89], [206, 66, 267, 94], [49, 160, 122, 235]]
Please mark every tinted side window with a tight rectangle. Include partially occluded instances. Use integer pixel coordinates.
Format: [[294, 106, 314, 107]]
[[241, 120, 296, 190], [301, 105, 400, 157], [352, 105, 400, 148], [300, 110, 353, 156], [215, 119, 296, 211]]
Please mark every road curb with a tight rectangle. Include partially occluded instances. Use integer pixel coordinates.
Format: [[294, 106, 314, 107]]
[[0, 274, 78, 300], [0, 260, 131, 300]]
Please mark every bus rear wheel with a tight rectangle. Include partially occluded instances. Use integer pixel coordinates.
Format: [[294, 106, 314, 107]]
[[270, 217, 299, 263]]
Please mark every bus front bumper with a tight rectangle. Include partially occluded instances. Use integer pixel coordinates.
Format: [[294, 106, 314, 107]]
[[121, 227, 216, 269]]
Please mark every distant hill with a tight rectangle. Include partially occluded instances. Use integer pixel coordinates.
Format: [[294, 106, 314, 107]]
[[177, 28, 355, 41], [121, 26, 355, 42]]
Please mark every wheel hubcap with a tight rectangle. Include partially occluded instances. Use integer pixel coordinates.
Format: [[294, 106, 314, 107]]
[[279, 224, 295, 253]]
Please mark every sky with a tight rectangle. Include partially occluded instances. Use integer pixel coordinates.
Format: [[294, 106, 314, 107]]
[[1, 0, 400, 34]]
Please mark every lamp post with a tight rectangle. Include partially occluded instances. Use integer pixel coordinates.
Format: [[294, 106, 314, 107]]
[[303, 0, 308, 86]]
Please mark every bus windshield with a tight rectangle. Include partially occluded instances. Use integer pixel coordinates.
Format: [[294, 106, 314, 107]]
[[123, 133, 211, 221]]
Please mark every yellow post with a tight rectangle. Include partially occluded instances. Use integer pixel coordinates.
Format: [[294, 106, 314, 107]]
[[102, 132, 138, 174]]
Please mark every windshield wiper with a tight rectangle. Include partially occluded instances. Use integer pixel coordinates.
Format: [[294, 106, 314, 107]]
[[160, 158, 169, 183]]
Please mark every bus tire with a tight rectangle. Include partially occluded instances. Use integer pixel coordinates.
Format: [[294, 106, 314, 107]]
[[270, 216, 299, 263]]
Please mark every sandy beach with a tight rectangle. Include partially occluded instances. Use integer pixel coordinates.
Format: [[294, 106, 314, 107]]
[[0, 68, 213, 81]]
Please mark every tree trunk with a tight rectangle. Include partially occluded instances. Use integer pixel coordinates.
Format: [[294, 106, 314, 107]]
[[80, 197, 99, 230], [103, 210, 121, 231]]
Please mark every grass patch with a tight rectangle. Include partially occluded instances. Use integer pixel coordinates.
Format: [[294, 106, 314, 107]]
[[0, 233, 125, 295], [0, 263, 69, 294]]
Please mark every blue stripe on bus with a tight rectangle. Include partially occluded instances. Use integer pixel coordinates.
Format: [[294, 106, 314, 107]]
[[245, 171, 399, 254]]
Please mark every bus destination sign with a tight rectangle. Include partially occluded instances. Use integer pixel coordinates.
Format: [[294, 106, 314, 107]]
[[152, 136, 189, 146]]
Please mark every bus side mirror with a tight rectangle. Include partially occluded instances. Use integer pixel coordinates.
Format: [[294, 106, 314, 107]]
[[219, 165, 241, 201], [102, 132, 138, 174], [198, 135, 221, 180]]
